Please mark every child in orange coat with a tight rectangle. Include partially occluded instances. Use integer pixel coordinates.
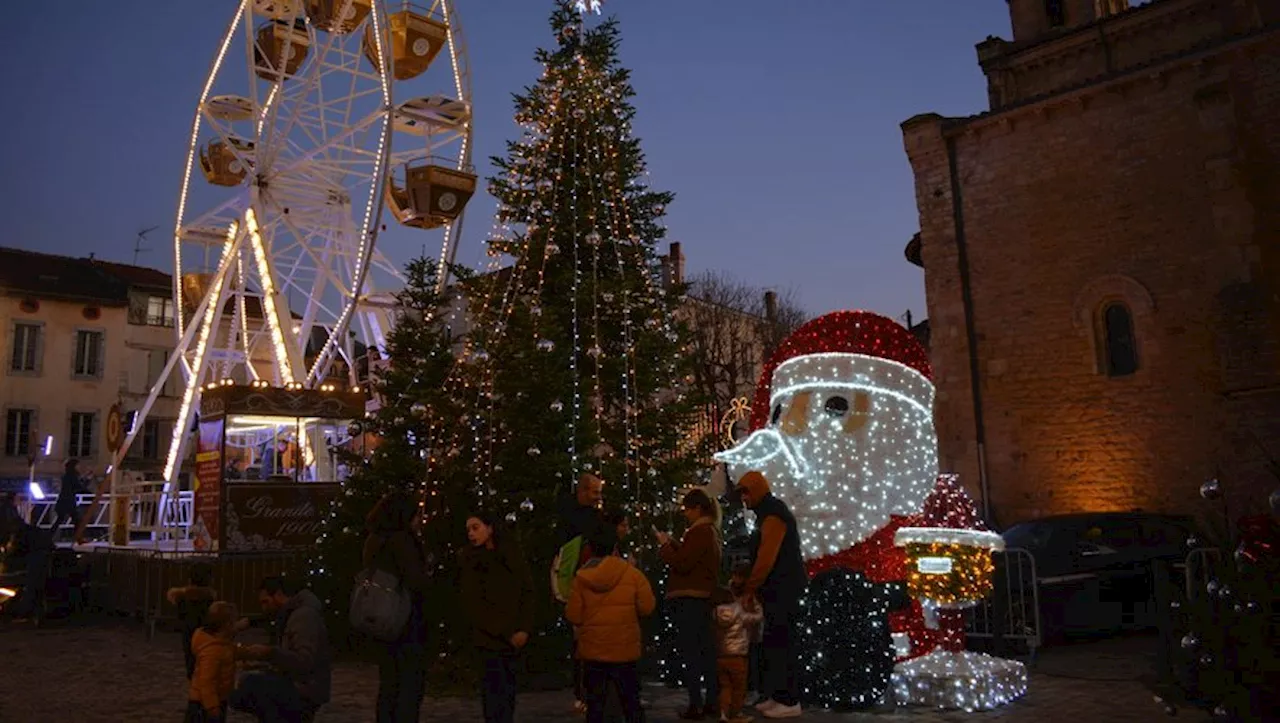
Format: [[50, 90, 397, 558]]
[[565, 527, 656, 723], [186, 601, 238, 722]]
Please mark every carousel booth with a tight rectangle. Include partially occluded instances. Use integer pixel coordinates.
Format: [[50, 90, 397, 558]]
[[192, 382, 364, 554]]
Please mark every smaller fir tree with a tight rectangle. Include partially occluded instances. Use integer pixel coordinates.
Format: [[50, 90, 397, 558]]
[[310, 257, 475, 665]]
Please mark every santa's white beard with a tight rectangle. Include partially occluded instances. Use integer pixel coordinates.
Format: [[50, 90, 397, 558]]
[[722, 407, 939, 560]]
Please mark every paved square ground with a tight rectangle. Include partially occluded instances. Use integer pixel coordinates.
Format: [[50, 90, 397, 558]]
[[0, 618, 1203, 722]]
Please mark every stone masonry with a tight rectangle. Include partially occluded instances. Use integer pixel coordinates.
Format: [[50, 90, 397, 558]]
[[902, 0, 1280, 526]]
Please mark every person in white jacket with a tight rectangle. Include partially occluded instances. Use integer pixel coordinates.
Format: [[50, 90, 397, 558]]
[[713, 567, 764, 723]]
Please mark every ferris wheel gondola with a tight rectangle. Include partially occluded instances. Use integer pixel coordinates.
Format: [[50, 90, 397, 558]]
[[120, 0, 475, 486]]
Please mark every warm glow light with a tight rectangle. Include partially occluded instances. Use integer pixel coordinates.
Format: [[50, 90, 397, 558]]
[[245, 208, 296, 385]]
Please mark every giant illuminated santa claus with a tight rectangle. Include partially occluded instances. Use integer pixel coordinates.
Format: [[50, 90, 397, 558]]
[[715, 310, 991, 663]]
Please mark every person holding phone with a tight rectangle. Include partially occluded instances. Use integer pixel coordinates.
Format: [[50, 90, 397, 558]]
[[656, 488, 723, 720]]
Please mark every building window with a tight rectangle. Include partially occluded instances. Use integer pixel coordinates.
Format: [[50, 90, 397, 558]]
[[1046, 0, 1066, 26], [69, 411, 96, 458], [4, 409, 34, 456], [11, 322, 41, 373], [1101, 302, 1139, 377], [146, 348, 178, 396], [73, 330, 104, 378], [146, 296, 175, 328], [144, 419, 162, 459]]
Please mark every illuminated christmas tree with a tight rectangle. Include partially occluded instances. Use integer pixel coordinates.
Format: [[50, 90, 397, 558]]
[[427, 0, 706, 631]]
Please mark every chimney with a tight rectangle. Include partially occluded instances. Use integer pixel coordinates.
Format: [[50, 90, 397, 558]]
[[669, 242, 685, 286], [764, 290, 778, 324]]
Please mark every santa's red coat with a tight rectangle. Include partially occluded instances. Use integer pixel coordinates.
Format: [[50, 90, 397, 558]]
[[803, 477, 983, 661]]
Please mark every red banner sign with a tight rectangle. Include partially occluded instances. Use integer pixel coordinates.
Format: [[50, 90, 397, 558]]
[[191, 417, 225, 552]]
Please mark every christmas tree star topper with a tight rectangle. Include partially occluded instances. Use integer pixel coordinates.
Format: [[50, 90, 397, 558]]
[[574, 0, 603, 14]]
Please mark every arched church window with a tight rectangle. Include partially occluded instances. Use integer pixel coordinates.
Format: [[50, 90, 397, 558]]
[[1100, 302, 1138, 377]]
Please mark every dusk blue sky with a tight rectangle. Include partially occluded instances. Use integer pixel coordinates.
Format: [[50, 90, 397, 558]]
[[0, 1, 1010, 320]]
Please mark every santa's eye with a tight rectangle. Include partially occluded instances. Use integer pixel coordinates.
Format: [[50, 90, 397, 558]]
[[824, 396, 849, 417], [770, 404, 783, 425]]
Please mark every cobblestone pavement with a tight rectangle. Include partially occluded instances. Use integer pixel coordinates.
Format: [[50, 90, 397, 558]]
[[0, 618, 1204, 723]]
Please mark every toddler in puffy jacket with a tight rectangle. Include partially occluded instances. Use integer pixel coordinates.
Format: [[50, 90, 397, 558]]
[[713, 567, 763, 723]]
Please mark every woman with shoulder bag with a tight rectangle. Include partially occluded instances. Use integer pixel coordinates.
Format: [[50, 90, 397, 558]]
[[363, 491, 432, 723], [458, 512, 535, 723]]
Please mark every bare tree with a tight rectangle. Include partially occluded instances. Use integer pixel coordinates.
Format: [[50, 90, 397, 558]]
[[683, 271, 807, 446]]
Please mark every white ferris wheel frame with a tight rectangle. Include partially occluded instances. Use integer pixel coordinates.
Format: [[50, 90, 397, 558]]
[[116, 0, 474, 496]]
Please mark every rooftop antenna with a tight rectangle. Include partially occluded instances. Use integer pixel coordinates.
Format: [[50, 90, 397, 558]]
[[133, 225, 159, 265]]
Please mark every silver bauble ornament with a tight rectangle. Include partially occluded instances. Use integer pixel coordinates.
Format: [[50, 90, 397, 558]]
[[506, 512, 518, 523], [1270, 488, 1280, 514], [520, 498, 534, 512], [527, 446, 541, 457], [585, 230, 601, 246], [1206, 579, 1220, 595], [347, 422, 363, 437], [410, 402, 428, 416], [1200, 479, 1222, 500], [537, 339, 555, 352], [1180, 633, 1199, 649], [550, 400, 564, 412]]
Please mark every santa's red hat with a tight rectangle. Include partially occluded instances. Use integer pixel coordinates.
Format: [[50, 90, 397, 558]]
[[750, 310, 932, 430]]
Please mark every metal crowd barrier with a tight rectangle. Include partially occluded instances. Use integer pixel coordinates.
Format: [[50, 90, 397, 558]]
[[82, 547, 308, 638], [964, 547, 1042, 654]]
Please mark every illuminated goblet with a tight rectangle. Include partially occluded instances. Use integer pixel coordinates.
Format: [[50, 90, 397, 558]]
[[894, 527, 1004, 611], [889, 526, 1027, 712]]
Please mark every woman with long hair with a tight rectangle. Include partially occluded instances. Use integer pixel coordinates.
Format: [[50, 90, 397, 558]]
[[656, 488, 724, 719], [363, 491, 432, 722], [458, 512, 535, 723]]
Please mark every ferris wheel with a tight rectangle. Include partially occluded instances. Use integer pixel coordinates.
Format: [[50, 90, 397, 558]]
[[123, 0, 475, 483]]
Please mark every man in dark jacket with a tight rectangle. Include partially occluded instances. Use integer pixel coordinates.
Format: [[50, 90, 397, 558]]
[[557, 473, 605, 713], [233, 576, 331, 722], [559, 473, 605, 545], [737, 471, 806, 718]]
